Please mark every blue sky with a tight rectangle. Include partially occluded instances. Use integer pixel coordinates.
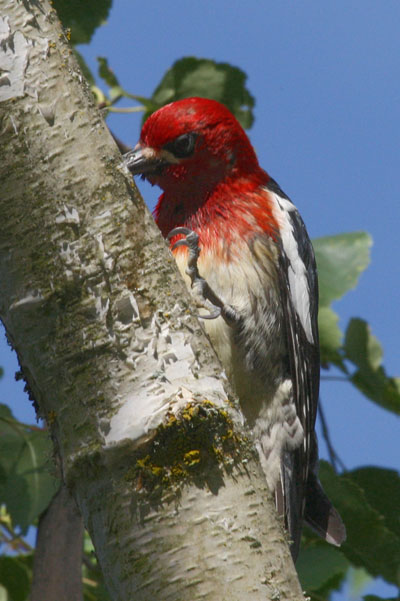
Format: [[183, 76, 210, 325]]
[[1, 1, 399, 598]]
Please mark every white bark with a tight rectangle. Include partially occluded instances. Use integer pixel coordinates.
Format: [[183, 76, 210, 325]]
[[0, 1, 305, 599]]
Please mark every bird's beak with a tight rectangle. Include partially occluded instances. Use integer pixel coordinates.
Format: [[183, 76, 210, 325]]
[[124, 145, 169, 177]]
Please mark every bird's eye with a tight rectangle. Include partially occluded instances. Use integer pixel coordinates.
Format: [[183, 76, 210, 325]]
[[164, 133, 198, 159]]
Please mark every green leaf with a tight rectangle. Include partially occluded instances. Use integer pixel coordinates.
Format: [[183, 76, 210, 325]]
[[97, 57, 120, 89], [345, 318, 382, 371], [344, 319, 400, 414], [147, 57, 255, 128], [351, 369, 400, 415], [314, 232, 372, 307], [347, 467, 400, 539], [52, 0, 111, 45], [0, 411, 58, 532], [348, 567, 373, 599], [0, 557, 30, 601], [97, 57, 124, 104], [318, 306, 343, 364], [297, 543, 349, 591], [319, 462, 400, 585], [313, 233, 372, 367], [0, 404, 13, 419]]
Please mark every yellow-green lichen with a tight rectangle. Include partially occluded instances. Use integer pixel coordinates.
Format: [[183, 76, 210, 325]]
[[183, 449, 201, 466], [127, 400, 251, 502]]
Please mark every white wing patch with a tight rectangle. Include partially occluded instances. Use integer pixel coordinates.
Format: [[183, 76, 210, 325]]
[[268, 191, 314, 344]]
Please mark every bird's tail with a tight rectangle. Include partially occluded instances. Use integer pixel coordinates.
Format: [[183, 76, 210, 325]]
[[304, 473, 346, 546], [278, 448, 346, 561]]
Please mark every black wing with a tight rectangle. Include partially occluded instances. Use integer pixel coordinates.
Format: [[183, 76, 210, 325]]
[[266, 178, 345, 558]]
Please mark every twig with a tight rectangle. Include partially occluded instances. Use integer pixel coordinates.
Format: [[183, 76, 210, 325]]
[[108, 105, 146, 113], [318, 399, 346, 472], [0, 524, 33, 552]]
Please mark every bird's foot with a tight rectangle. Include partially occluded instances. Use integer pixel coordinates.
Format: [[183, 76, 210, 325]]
[[167, 227, 237, 325]]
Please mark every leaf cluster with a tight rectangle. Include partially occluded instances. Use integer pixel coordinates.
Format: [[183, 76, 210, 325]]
[[315, 233, 400, 417], [295, 237, 400, 600], [297, 462, 400, 599], [0, 406, 58, 600], [89, 56, 255, 130]]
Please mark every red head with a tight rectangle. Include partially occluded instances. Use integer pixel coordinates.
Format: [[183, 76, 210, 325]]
[[127, 97, 266, 191], [125, 97, 270, 235]]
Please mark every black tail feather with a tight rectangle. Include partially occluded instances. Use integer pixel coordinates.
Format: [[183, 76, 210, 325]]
[[304, 473, 346, 546]]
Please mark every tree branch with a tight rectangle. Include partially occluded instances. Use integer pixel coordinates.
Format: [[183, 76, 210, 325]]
[[30, 484, 84, 601]]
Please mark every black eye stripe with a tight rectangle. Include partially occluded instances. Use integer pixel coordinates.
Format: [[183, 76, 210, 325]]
[[163, 133, 198, 159]]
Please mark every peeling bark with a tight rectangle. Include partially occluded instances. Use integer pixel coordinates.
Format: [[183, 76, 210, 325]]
[[0, 1, 305, 599]]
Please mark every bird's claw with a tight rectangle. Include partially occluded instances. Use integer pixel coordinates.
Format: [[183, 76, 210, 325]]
[[168, 227, 200, 255], [199, 306, 221, 320], [167, 226, 194, 240], [171, 238, 192, 251], [167, 226, 233, 323]]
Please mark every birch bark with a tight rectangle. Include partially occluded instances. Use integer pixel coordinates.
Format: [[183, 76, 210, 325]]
[[0, 1, 304, 599]]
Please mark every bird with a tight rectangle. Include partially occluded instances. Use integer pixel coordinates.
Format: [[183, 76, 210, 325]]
[[124, 96, 346, 560]]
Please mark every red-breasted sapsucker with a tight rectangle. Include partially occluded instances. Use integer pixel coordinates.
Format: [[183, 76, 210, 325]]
[[125, 97, 345, 559]]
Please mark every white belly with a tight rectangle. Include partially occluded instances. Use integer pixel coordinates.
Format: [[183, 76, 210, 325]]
[[173, 241, 302, 494], [173, 239, 285, 412]]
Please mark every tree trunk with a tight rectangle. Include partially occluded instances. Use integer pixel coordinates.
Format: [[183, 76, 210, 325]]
[[0, 1, 305, 599]]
